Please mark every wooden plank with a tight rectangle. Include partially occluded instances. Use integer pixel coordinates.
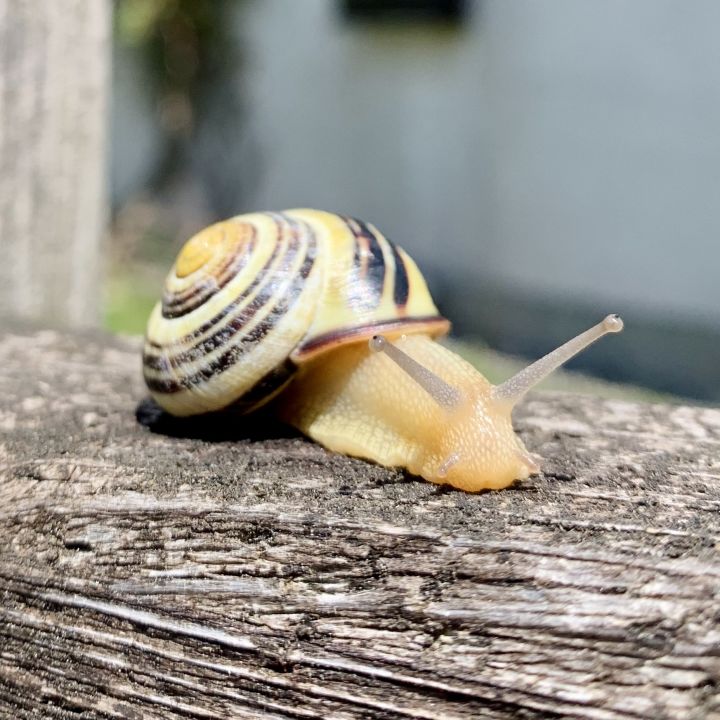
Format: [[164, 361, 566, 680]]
[[0, 0, 109, 329], [1, 329, 719, 719]]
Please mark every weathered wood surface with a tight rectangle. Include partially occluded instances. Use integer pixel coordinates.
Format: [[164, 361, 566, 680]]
[[0, 0, 109, 329], [1, 329, 720, 719]]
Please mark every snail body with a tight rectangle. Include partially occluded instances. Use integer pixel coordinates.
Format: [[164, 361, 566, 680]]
[[143, 209, 623, 491]]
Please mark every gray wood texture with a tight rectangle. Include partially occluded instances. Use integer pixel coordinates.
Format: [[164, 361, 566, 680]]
[[1, 329, 719, 719], [0, 0, 110, 329]]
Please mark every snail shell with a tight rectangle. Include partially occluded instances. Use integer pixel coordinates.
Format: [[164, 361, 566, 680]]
[[143, 209, 449, 417]]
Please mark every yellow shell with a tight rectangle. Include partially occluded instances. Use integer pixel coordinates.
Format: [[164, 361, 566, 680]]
[[143, 209, 449, 416]]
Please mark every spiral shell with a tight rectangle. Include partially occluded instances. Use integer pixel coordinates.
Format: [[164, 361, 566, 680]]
[[143, 209, 449, 417]]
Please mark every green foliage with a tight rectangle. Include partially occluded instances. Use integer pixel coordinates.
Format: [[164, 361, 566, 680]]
[[115, 0, 170, 44], [114, 0, 238, 101], [104, 270, 161, 335]]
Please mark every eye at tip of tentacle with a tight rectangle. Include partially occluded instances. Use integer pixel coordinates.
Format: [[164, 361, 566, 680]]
[[603, 314, 624, 333], [369, 335, 387, 353]]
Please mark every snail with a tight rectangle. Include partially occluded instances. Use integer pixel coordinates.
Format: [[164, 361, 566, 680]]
[[143, 209, 623, 492]]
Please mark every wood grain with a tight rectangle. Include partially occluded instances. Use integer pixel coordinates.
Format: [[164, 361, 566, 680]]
[[1, 329, 719, 719]]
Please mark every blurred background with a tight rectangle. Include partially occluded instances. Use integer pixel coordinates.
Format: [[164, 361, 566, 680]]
[[3, 0, 719, 402]]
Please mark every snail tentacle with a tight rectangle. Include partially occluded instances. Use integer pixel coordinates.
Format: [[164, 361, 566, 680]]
[[491, 314, 624, 409], [369, 334, 462, 409]]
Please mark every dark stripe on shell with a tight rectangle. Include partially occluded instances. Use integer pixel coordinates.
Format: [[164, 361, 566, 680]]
[[144, 236, 285, 360], [224, 358, 296, 414], [343, 216, 385, 311], [144, 242, 291, 373], [293, 315, 450, 360], [145, 250, 313, 394], [145, 214, 316, 395], [389, 243, 410, 308], [144, 215, 293, 365], [161, 228, 256, 319], [162, 245, 239, 315]]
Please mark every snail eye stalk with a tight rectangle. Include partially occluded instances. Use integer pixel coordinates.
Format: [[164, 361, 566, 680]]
[[369, 335, 461, 409], [491, 314, 624, 409]]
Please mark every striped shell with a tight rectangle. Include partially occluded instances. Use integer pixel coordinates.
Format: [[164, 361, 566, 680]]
[[143, 209, 449, 417]]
